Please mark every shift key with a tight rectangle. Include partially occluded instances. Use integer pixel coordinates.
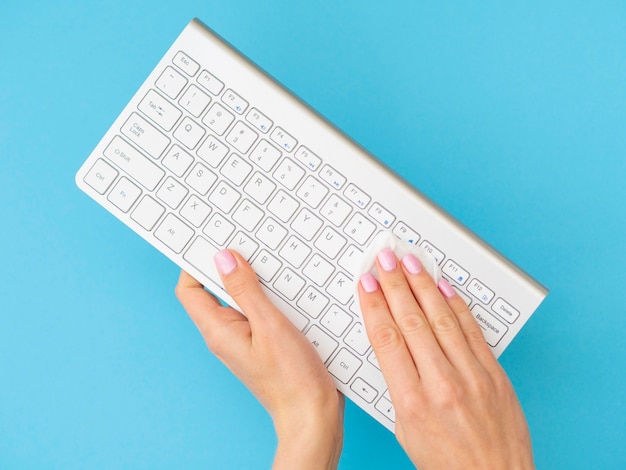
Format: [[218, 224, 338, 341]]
[[104, 135, 165, 190]]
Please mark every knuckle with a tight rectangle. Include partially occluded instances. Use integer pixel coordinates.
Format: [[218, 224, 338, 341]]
[[465, 324, 488, 344], [224, 272, 255, 299], [370, 325, 404, 352], [431, 313, 459, 334], [397, 311, 429, 335], [433, 379, 464, 407]]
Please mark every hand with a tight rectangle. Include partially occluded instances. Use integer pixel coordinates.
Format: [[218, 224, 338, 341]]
[[176, 249, 343, 470], [358, 249, 534, 470]]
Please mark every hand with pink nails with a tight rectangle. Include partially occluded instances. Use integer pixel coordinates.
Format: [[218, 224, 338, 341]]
[[358, 249, 535, 470], [176, 250, 343, 470]]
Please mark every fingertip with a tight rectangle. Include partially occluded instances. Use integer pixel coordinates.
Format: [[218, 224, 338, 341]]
[[437, 278, 456, 299], [214, 249, 238, 276], [360, 272, 379, 293]]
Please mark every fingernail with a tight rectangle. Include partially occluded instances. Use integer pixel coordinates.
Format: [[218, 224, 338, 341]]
[[377, 249, 397, 271], [438, 278, 456, 298], [214, 250, 237, 275], [401, 254, 422, 274], [360, 272, 379, 293]]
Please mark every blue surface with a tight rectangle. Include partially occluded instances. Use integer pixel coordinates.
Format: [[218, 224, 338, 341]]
[[1, 1, 625, 468]]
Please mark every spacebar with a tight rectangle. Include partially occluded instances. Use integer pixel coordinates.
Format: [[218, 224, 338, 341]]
[[183, 236, 225, 290]]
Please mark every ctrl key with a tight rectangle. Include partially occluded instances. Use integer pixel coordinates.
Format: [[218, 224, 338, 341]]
[[327, 348, 362, 384], [83, 159, 118, 194]]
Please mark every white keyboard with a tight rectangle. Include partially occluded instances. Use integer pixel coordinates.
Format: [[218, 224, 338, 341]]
[[75, 18, 547, 432]]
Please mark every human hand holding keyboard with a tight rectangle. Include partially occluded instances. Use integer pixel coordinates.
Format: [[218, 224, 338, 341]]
[[177, 248, 534, 470]]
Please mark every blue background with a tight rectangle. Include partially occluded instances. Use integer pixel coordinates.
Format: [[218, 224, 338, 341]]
[[1, 1, 625, 468]]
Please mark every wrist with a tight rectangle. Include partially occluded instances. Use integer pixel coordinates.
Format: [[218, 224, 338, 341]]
[[272, 402, 344, 470]]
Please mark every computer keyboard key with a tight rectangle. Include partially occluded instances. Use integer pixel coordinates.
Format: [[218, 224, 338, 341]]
[[197, 69, 224, 95], [154, 213, 194, 253], [155, 66, 188, 99], [185, 163, 217, 196], [226, 121, 258, 154], [138, 89, 182, 131], [197, 135, 229, 168], [131, 196, 165, 231], [273, 268, 306, 300], [256, 217, 288, 250], [104, 136, 165, 191], [320, 194, 352, 227], [375, 396, 396, 423], [179, 84, 211, 117], [228, 232, 259, 261], [173, 51, 200, 76], [303, 254, 335, 287], [297, 175, 328, 208], [246, 108, 272, 133], [203, 213, 236, 246], [326, 272, 353, 305], [297, 286, 329, 319], [279, 235, 311, 268], [251, 249, 282, 282], [162, 144, 194, 177], [351, 378, 378, 404], [232, 200, 264, 231], [305, 325, 338, 363], [174, 116, 206, 149], [393, 221, 420, 245], [328, 348, 362, 384], [222, 89, 248, 114], [108, 177, 142, 213], [156, 176, 188, 209], [294, 146, 321, 171], [471, 305, 508, 347], [291, 208, 323, 241], [183, 236, 224, 289], [319, 165, 346, 190], [442, 259, 470, 285], [344, 323, 370, 356], [492, 298, 520, 324], [243, 172, 276, 205], [220, 153, 253, 186], [343, 213, 376, 245], [268, 190, 299, 222], [344, 183, 370, 209], [209, 181, 241, 213], [249, 140, 282, 172], [314, 227, 346, 259], [467, 278, 495, 304], [202, 103, 235, 135], [270, 126, 297, 152], [273, 158, 305, 190], [320, 305, 352, 337], [420, 240, 445, 265], [83, 159, 118, 195], [180, 194, 211, 227], [121, 112, 170, 159], [368, 203, 395, 228]]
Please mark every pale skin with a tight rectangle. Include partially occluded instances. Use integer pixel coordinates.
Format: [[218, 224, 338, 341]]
[[175, 248, 534, 469]]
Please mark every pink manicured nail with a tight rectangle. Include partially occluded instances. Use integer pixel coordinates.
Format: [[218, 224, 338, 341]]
[[214, 250, 237, 275], [377, 249, 397, 271], [360, 272, 379, 293], [438, 278, 456, 298], [401, 254, 422, 274]]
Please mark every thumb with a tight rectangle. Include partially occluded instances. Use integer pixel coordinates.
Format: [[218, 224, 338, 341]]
[[214, 249, 286, 327]]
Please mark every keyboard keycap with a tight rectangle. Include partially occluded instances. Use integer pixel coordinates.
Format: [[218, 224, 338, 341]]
[[314, 227, 346, 259], [138, 89, 182, 131], [180, 194, 211, 227], [375, 396, 396, 422], [131, 195, 165, 231], [204, 213, 235, 245], [197, 135, 229, 168], [368, 203, 395, 228], [179, 84, 211, 117], [351, 378, 378, 404], [305, 325, 338, 363], [393, 221, 420, 244], [121, 112, 170, 159], [294, 145, 322, 171], [328, 348, 362, 384], [221, 89, 248, 114], [273, 268, 306, 300], [154, 213, 194, 253], [420, 240, 445, 265], [344, 183, 370, 209], [197, 69, 224, 95], [108, 177, 141, 212], [467, 278, 495, 304], [268, 190, 299, 222], [162, 144, 194, 177], [228, 231, 259, 261], [303, 254, 335, 287], [155, 66, 187, 99], [320, 194, 352, 227], [249, 140, 282, 172], [83, 159, 118, 195], [297, 286, 329, 319], [104, 136, 165, 191], [232, 200, 264, 231], [174, 116, 206, 149], [156, 176, 188, 209], [251, 249, 282, 282], [319, 164, 346, 190], [243, 172, 276, 204], [209, 181, 241, 213], [256, 218, 288, 250], [492, 298, 520, 323], [273, 158, 305, 190], [220, 154, 253, 186], [183, 236, 224, 289], [343, 212, 376, 245], [202, 103, 234, 135], [442, 259, 470, 285], [226, 121, 258, 154], [185, 163, 217, 196], [291, 208, 323, 241], [344, 323, 370, 355], [297, 175, 328, 208], [321, 305, 352, 337], [471, 305, 508, 347], [326, 271, 353, 305], [173, 51, 200, 76], [270, 126, 297, 152], [279, 235, 311, 268], [246, 107, 272, 133]]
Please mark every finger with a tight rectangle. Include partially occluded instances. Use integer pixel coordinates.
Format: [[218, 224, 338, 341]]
[[214, 249, 290, 328], [358, 272, 422, 397], [399, 254, 479, 372], [175, 270, 250, 357], [438, 279, 501, 372], [373, 250, 449, 373]]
